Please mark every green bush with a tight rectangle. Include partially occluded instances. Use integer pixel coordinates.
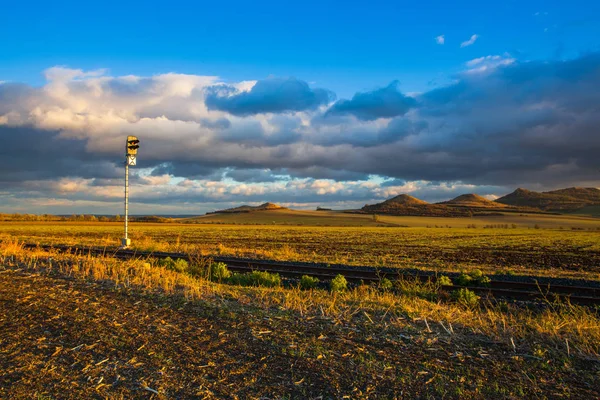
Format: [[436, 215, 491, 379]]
[[330, 274, 348, 292], [454, 270, 490, 287], [209, 262, 231, 281], [299, 275, 319, 290], [451, 288, 480, 308], [437, 275, 453, 286], [229, 271, 281, 287], [379, 277, 393, 291], [158, 257, 189, 274], [455, 273, 473, 286], [478, 275, 491, 286], [470, 269, 484, 280]]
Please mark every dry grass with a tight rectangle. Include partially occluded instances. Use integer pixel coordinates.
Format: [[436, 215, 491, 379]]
[[3, 221, 600, 282], [2, 238, 599, 359]]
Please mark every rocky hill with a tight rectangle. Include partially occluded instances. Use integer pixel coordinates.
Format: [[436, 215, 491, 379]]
[[440, 194, 506, 208], [208, 202, 287, 214], [496, 187, 600, 212], [360, 194, 471, 217]]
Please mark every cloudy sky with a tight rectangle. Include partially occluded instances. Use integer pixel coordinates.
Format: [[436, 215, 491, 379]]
[[1, 0, 600, 214]]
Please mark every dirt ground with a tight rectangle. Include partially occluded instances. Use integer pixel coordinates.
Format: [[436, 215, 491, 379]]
[[1, 268, 599, 399]]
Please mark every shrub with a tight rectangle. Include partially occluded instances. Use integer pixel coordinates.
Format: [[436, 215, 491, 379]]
[[455, 270, 490, 287], [451, 288, 480, 308], [299, 275, 320, 290], [396, 278, 438, 301], [478, 275, 491, 286], [330, 274, 348, 292], [455, 273, 473, 286], [209, 262, 231, 281], [379, 277, 393, 291], [158, 257, 188, 274], [229, 271, 281, 287], [437, 275, 453, 286], [470, 269, 484, 280]]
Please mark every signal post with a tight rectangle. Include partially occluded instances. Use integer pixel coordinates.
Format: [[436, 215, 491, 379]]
[[122, 136, 140, 248]]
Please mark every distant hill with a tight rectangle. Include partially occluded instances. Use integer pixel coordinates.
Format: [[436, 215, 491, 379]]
[[440, 194, 507, 208], [496, 187, 600, 212], [360, 194, 471, 217], [208, 202, 287, 214], [383, 194, 429, 206]]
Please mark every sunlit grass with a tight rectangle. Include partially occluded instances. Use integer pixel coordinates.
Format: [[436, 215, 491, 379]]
[[2, 238, 599, 359], [2, 221, 600, 281]]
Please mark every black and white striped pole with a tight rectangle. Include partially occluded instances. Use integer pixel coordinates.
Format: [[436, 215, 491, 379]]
[[122, 135, 140, 248]]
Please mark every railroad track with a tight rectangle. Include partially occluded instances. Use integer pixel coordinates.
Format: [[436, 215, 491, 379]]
[[22, 243, 600, 306]]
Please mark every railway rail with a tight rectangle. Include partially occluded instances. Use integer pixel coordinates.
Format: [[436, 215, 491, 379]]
[[21, 243, 600, 306]]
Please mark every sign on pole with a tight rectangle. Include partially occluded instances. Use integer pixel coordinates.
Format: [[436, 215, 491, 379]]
[[122, 136, 140, 248]]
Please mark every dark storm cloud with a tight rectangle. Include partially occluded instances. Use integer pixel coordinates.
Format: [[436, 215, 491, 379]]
[[382, 52, 600, 186], [313, 117, 428, 147], [0, 83, 38, 115], [3, 53, 600, 213], [0, 125, 121, 184], [280, 167, 370, 182], [325, 81, 417, 120], [205, 78, 335, 116]]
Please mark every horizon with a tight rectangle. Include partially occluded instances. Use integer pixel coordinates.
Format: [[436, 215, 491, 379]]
[[2, 1, 600, 214], [3, 185, 598, 216]]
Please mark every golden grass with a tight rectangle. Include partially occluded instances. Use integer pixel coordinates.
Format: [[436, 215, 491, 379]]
[[2, 238, 599, 359], [3, 221, 600, 282]]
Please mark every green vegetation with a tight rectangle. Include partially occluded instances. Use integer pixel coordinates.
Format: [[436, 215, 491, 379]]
[[299, 275, 319, 290], [451, 288, 480, 308], [157, 257, 189, 274], [455, 269, 491, 287], [208, 262, 231, 281], [437, 275, 453, 286], [379, 277, 393, 290], [330, 274, 348, 292], [228, 270, 282, 288]]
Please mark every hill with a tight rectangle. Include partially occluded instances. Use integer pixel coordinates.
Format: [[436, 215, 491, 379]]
[[440, 193, 506, 208], [208, 202, 287, 214], [496, 187, 600, 212], [381, 194, 429, 206], [360, 194, 471, 217]]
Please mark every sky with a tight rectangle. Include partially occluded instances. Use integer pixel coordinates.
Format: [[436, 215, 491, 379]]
[[1, 0, 600, 214]]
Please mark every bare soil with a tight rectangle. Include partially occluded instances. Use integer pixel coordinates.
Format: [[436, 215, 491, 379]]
[[1, 268, 599, 399]]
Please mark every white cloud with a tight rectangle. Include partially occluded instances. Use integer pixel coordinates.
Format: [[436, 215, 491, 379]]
[[460, 34, 479, 48], [465, 54, 515, 73], [2, 55, 600, 213], [435, 35, 445, 45]]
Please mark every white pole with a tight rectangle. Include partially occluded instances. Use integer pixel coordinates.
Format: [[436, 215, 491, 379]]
[[122, 161, 130, 248]]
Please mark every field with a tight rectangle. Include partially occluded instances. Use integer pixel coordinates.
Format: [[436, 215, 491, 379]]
[[2, 210, 600, 281], [2, 212, 600, 398], [1, 241, 600, 398]]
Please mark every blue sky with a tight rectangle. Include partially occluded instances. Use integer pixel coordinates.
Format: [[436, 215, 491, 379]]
[[1, 0, 600, 214], [2, 0, 598, 96]]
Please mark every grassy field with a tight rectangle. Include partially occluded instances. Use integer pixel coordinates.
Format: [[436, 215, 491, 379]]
[[2, 210, 600, 281], [186, 208, 600, 229], [1, 241, 599, 398]]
